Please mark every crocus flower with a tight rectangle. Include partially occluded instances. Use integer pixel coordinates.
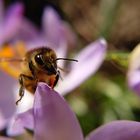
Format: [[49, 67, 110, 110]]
[[0, 5, 107, 136], [7, 83, 140, 140], [127, 43, 140, 95]]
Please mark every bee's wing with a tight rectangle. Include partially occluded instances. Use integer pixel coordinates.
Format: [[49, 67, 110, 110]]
[[0, 42, 27, 78]]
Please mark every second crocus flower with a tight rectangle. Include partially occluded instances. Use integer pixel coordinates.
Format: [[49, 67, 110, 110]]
[[127, 43, 140, 96]]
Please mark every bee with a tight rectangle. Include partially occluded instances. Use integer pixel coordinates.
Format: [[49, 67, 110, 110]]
[[0, 45, 77, 105]]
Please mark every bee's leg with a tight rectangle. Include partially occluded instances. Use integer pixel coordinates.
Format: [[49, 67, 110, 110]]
[[16, 61, 37, 105], [16, 74, 34, 105]]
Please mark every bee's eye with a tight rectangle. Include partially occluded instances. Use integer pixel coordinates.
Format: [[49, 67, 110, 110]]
[[35, 54, 44, 65]]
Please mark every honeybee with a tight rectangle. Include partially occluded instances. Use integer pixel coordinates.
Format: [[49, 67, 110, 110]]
[[0, 45, 77, 105]]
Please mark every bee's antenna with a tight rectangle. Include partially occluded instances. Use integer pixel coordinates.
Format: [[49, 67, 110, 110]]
[[56, 58, 78, 62]]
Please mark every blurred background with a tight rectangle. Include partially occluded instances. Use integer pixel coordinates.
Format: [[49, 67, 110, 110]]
[[4, 0, 140, 136]]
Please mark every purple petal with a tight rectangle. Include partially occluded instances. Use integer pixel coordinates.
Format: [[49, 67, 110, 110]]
[[42, 7, 65, 47], [34, 82, 84, 140], [127, 44, 140, 95], [0, 71, 16, 130], [7, 109, 33, 136], [86, 121, 140, 140], [42, 7, 76, 48], [0, 2, 24, 44], [55, 38, 107, 95]]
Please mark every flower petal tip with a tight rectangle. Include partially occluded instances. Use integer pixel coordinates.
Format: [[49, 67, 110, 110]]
[[43, 6, 59, 20], [100, 38, 107, 45], [37, 82, 51, 91], [44, 6, 54, 13], [37, 82, 48, 87], [98, 38, 107, 48]]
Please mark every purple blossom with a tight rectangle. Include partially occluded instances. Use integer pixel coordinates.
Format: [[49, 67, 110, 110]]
[[127, 43, 140, 95], [0, 2, 138, 140], [8, 83, 140, 140], [0, 4, 107, 138]]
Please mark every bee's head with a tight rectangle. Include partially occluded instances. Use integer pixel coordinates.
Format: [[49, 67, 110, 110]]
[[34, 48, 57, 75], [32, 47, 78, 75]]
